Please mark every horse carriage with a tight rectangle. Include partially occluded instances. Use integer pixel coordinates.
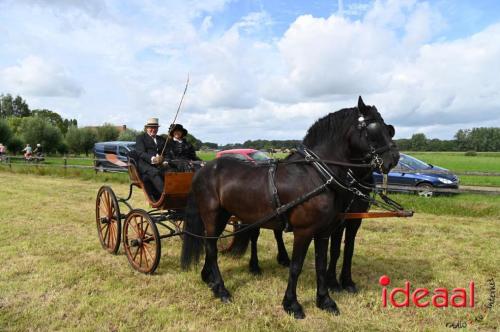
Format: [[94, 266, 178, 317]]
[[95, 160, 238, 274], [95, 97, 414, 319]]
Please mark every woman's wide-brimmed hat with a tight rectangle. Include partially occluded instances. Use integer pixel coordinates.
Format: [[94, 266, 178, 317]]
[[169, 123, 188, 137], [145, 118, 160, 128]]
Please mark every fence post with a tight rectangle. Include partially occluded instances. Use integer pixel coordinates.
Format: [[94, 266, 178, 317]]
[[64, 156, 67, 175], [8, 156, 12, 170]]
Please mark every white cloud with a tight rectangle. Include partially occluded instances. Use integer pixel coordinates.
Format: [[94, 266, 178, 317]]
[[0, 56, 83, 97], [0, 0, 499, 143]]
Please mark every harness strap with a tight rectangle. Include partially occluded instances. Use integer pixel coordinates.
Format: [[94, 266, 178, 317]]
[[268, 162, 292, 232]]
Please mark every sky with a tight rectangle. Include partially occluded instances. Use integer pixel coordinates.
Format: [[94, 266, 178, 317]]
[[1, 0, 499, 144]]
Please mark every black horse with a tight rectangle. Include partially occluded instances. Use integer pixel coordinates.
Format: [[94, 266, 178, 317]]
[[231, 173, 373, 293], [181, 97, 399, 319]]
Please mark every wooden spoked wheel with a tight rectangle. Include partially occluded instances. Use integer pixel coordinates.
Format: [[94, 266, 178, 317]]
[[123, 210, 161, 274], [218, 217, 240, 253], [96, 186, 121, 254]]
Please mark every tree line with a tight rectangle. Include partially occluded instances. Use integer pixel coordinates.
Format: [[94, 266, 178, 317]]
[[0, 94, 212, 155], [1, 93, 499, 155], [218, 131, 500, 152]]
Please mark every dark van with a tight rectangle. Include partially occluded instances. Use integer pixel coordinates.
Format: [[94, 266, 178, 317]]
[[94, 141, 135, 172]]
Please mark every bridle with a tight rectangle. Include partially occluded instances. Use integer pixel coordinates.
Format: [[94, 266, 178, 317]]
[[350, 109, 395, 174]]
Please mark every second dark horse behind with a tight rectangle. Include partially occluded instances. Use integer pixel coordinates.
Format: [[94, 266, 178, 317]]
[[181, 97, 399, 319]]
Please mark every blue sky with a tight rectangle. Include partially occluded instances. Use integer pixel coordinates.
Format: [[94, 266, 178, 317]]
[[1, 0, 500, 144]]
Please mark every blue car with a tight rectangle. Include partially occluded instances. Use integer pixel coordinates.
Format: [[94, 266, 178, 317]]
[[372, 153, 459, 196]]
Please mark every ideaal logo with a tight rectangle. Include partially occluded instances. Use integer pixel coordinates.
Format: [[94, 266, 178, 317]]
[[379, 275, 475, 308], [378, 276, 496, 329]]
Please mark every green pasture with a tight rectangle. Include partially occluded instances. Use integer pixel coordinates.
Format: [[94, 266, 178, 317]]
[[0, 173, 498, 331]]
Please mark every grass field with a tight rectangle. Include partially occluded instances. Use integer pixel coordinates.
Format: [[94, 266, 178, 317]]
[[0, 173, 498, 331]]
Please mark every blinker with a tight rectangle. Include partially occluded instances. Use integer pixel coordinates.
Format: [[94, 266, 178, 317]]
[[366, 122, 384, 140]]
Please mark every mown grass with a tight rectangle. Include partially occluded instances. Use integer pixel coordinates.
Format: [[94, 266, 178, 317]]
[[0, 173, 498, 331]]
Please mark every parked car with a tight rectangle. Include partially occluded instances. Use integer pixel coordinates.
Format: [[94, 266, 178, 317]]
[[94, 141, 135, 172], [216, 149, 272, 162], [372, 153, 459, 196]]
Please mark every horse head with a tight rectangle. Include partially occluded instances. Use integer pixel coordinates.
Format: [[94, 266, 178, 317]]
[[303, 96, 399, 174], [347, 96, 399, 174]]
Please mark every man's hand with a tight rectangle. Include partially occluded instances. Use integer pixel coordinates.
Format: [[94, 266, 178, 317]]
[[151, 155, 164, 165]]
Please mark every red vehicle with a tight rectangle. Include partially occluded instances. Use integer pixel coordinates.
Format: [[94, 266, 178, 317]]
[[215, 148, 271, 162]]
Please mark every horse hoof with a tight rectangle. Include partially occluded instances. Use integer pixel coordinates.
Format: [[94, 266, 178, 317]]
[[317, 297, 340, 315], [343, 285, 358, 293], [283, 301, 305, 319]]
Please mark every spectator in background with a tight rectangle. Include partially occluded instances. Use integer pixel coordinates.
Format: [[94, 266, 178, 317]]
[[0, 143, 5, 161], [33, 143, 43, 157], [22, 144, 32, 160]]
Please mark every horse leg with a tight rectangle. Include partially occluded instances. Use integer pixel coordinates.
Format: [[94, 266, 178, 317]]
[[314, 235, 340, 315], [340, 219, 361, 293], [326, 224, 345, 292], [249, 228, 262, 275], [274, 230, 290, 267], [201, 211, 232, 302], [282, 234, 312, 319]]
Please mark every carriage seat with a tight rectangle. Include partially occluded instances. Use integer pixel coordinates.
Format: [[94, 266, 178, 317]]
[[127, 152, 160, 202]]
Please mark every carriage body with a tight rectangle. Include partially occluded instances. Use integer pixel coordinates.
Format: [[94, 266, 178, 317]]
[[95, 161, 237, 274], [127, 161, 193, 210]]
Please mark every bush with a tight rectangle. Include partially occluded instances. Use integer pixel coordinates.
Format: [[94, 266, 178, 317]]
[[464, 150, 477, 156], [0, 119, 12, 144], [6, 136, 24, 154], [96, 123, 119, 142], [21, 117, 63, 153]]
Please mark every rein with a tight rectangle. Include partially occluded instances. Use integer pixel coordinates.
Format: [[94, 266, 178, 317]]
[[182, 146, 409, 241]]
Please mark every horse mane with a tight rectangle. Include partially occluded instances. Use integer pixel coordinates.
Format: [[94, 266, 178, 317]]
[[302, 107, 357, 148]]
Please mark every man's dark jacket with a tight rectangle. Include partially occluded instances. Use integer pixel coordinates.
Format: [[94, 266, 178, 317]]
[[135, 133, 167, 177]]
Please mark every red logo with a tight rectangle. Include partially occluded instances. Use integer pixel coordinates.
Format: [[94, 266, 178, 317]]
[[379, 275, 475, 308]]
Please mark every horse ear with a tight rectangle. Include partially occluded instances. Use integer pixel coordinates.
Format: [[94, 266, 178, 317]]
[[358, 96, 366, 113]]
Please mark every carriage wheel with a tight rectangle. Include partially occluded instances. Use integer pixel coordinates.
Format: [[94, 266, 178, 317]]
[[218, 217, 240, 253], [123, 210, 161, 274], [96, 186, 121, 254]]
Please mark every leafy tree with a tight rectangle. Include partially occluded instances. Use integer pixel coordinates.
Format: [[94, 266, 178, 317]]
[[6, 116, 26, 136], [57, 141, 69, 155], [6, 136, 24, 155], [96, 123, 120, 142], [12, 95, 31, 117], [409, 133, 427, 151], [80, 128, 97, 156], [202, 142, 218, 149], [117, 128, 140, 141], [0, 119, 12, 144], [21, 117, 63, 153], [186, 133, 202, 150], [0, 94, 14, 118], [65, 126, 82, 153], [0, 94, 31, 118]]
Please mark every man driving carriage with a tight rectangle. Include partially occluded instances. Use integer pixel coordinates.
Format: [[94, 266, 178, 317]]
[[134, 118, 201, 200], [134, 118, 168, 199]]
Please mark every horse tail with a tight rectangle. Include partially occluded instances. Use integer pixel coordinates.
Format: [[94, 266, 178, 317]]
[[228, 229, 251, 257], [180, 192, 204, 270]]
